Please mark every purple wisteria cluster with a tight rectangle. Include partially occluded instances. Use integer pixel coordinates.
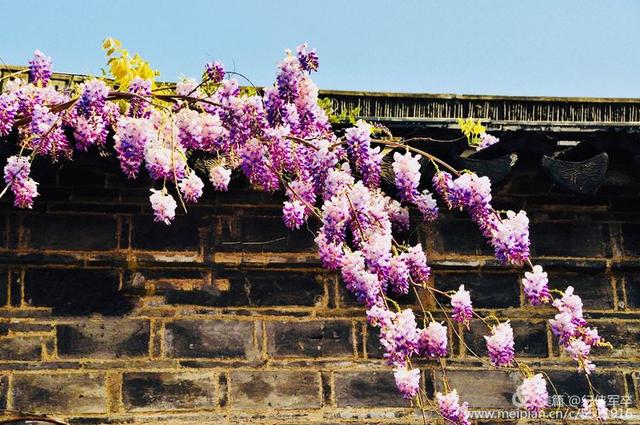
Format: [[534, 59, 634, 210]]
[[549, 286, 605, 374], [433, 169, 530, 263], [516, 373, 548, 413], [0, 46, 609, 422]]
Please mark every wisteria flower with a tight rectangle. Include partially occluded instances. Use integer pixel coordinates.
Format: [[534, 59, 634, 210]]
[[388, 255, 410, 294], [582, 397, 608, 421], [340, 249, 383, 307], [178, 173, 204, 203], [393, 367, 420, 399], [283, 200, 306, 230], [417, 321, 448, 358], [552, 286, 585, 325], [476, 133, 499, 150], [205, 61, 225, 83], [516, 373, 548, 413], [144, 140, 186, 181], [451, 285, 473, 327], [323, 164, 354, 201], [315, 233, 344, 270], [549, 311, 577, 344], [484, 322, 515, 367], [392, 151, 421, 201], [296, 43, 319, 72], [522, 265, 550, 305], [4, 155, 39, 209], [29, 49, 52, 86], [149, 189, 177, 225], [176, 78, 200, 98], [385, 198, 410, 231], [379, 309, 418, 366], [432, 171, 454, 208], [404, 244, 431, 284], [414, 190, 438, 221], [128, 77, 152, 118], [345, 120, 382, 188], [114, 117, 155, 178], [491, 210, 530, 265], [29, 104, 71, 159], [366, 304, 394, 328], [0, 94, 18, 136], [209, 165, 232, 191], [436, 390, 470, 425], [77, 78, 110, 116]]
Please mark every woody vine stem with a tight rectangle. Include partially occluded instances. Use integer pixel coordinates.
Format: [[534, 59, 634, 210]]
[[0, 40, 612, 424]]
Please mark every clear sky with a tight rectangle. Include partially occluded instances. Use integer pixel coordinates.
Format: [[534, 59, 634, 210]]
[[1, 0, 639, 97]]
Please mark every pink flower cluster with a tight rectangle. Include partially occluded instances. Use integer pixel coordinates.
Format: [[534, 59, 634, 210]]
[[581, 397, 608, 421], [393, 367, 421, 400], [391, 151, 439, 221], [476, 133, 499, 150], [450, 284, 473, 327], [3, 155, 39, 208], [484, 322, 515, 367], [417, 321, 448, 358], [436, 390, 471, 425], [522, 265, 550, 305], [345, 121, 382, 188], [432, 170, 530, 265], [549, 286, 603, 374], [516, 373, 548, 413], [149, 189, 177, 225]]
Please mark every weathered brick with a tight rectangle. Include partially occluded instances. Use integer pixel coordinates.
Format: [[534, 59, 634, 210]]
[[123, 371, 216, 412], [21, 214, 117, 250], [433, 369, 520, 408], [334, 370, 408, 408], [530, 222, 610, 257], [547, 271, 613, 310], [0, 336, 43, 360], [214, 213, 316, 253], [24, 268, 134, 316], [632, 372, 640, 407], [0, 214, 6, 250], [463, 320, 548, 358], [624, 274, 640, 309], [365, 325, 384, 359], [165, 319, 255, 359], [131, 215, 201, 251], [0, 375, 7, 410], [424, 219, 493, 257], [11, 373, 106, 414], [544, 370, 627, 402], [621, 223, 640, 257], [165, 270, 325, 307], [229, 370, 321, 409], [266, 320, 354, 358], [57, 320, 150, 359], [0, 269, 7, 307], [9, 269, 20, 307], [433, 271, 520, 308], [218, 373, 228, 407], [56, 152, 109, 188], [587, 321, 640, 358]]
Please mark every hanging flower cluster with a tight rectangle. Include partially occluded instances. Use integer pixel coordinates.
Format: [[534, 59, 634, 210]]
[[0, 45, 610, 423], [516, 373, 548, 413], [550, 286, 607, 374]]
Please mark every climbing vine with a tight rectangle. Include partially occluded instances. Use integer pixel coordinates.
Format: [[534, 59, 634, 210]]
[[0, 40, 612, 424]]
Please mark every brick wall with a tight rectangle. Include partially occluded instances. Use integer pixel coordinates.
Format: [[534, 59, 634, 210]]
[[0, 152, 638, 424]]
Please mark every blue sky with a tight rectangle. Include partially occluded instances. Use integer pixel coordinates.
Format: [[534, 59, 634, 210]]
[[1, 0, 639, 97]]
